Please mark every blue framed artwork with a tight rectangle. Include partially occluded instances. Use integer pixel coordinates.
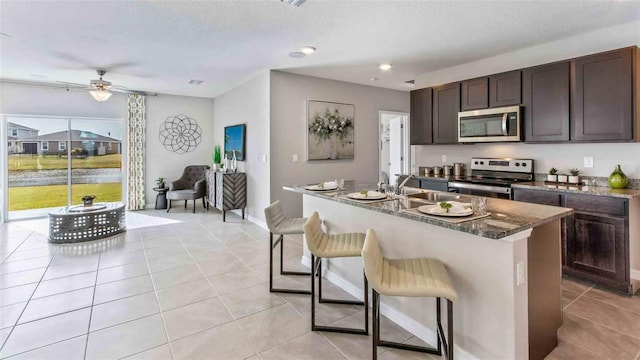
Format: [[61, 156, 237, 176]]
[[224, 124, 246, 161]]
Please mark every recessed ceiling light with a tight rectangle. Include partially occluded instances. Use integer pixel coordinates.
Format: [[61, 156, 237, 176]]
[[379, 64, 392, 71], [301, 46, 316, 55], [369, 77, 378, 81], [289, 51, 306, 59], [188, 79, 204, 85]]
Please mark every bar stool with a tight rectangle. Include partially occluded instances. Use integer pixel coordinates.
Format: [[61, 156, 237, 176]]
[[361, 229, 458, 360], [264, 201, 311, 295], [303, 212, 368, 335]]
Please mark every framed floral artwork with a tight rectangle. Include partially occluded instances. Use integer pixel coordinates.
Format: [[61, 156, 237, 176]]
[[307, 100, 355, 160]]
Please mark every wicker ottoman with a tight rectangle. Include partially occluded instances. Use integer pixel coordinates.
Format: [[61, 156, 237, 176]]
[[49, 203, 126, 243]]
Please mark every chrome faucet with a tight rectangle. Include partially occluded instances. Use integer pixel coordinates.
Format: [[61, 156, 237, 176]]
[[396, 175, 415, 195]]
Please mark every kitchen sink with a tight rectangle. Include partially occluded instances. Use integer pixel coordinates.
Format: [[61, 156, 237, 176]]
[[406, 192, 465, 203]]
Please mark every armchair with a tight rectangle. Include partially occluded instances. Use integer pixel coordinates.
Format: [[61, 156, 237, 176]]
[[166, 165, 211, 213]]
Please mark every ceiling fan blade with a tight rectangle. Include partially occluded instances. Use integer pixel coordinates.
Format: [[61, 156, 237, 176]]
[[111, 88, 147, 95], [55, 81, 89, 88]]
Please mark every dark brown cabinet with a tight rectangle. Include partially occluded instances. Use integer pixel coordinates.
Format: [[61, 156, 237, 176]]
[[513, 188, 632, 294], [571, 48, 635, 142], [461, 77, 488, 111], [523, 62, 571, 142], [432, 83, 460, 144], [489, 70, 521, 107], [410, 88, 433, 145]]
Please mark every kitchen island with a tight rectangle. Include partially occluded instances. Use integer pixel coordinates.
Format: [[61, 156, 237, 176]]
[[285, 182, 573, 360]]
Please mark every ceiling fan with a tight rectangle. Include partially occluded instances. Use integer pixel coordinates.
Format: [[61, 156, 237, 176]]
[[57, 69, 144, 102]]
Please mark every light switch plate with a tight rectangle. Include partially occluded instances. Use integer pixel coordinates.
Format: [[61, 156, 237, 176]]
[[442, 155, 447, 163], [292, 154, 298, 163], [516, 262, 525, 286], [584, 157, 594, 168]]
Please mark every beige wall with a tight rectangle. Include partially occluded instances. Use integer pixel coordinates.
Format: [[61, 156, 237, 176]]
[[213, 72, 271, 225], [269, 71, 410, 217]]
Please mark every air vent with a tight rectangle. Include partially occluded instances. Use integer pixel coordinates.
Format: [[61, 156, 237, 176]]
[[404, 80, 415, 85], [188, 80, 204, 85], [280, 0, 307, 6]]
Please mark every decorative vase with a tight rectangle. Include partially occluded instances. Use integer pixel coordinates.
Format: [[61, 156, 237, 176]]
[[330, 135, 340, 160], [213, 164, 220, 171], [232, 150, 237, 173], [83, 200, 93, 207], [557, 175, 568, 183], [546, 174, 557, 182], [608, 164, 629, 189], [568, 176, 580, 184]]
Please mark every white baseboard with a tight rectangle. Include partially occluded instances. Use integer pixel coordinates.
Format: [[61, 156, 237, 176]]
[[301, 255, 477, 360], [632, 269, 640, 281], [246, 214, 268, 230]]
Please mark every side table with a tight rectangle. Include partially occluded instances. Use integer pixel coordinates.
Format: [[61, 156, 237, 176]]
[[154, 187, 168, 210]]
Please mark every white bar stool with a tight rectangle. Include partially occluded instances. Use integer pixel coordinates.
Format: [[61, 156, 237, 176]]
[[264, 201, 311, 295], [361, 229, 458, 360], [304, 211, 369, 335]]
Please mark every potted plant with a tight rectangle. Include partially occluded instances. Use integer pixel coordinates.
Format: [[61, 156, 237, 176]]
[[213, 145, 222, 170], [568, 168, 580, 184], [82, 195, 96, 207], [557, 173, 568, 183], [547, 168, 558, 182], [156, 177, 165, 189]]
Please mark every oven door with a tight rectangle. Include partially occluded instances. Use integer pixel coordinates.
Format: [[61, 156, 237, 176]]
[[448, 182, 512, 199]]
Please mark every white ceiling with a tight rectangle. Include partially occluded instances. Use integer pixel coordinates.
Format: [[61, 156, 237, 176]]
[[1, 1, 639, 98]]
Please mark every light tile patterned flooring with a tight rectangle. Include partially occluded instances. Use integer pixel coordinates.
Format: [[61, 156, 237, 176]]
[[0, 208, 638, 359]]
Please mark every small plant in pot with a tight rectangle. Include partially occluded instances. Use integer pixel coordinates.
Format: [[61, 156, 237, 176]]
[[568, 168, 580, 184], [156, 177, 165, 189], [547, 168, 558, 182], [213, 145, 222, 170], [557, 173, 568, 183], [82, 195, 96, 207]]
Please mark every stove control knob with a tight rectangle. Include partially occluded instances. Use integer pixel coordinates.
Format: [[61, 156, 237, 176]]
[[521, 163, 527, 167], [480, 161, 484, 165], [474, 161, 479, 165], [515, 162, 520, 166]]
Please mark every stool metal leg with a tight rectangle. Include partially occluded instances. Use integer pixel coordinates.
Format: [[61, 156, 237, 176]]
[[310, 254, 368, 335], [374, 294, 453, 359], [269, 233, 311, 295]]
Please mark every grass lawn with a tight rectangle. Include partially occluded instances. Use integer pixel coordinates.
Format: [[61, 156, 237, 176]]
[[8, 154, 122, 171], [9, 183, 122, 211]]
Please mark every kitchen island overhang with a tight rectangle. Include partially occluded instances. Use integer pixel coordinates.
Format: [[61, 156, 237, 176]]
[[285, 184, 573, 360]]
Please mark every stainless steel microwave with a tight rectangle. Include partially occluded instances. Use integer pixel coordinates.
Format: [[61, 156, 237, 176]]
[[458, 106, 522, 143]]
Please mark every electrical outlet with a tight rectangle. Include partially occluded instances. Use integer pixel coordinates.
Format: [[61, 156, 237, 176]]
[[584, 157, 594, 168], [292, 154, 298, 163], [441, 155, 447, 163], [516, 262, 525, 286]]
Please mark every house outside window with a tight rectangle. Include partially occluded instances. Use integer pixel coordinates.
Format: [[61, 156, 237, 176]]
[[42, 142, 48, 151], [59, 141, 66, 151], [10, 129, 18, 137]]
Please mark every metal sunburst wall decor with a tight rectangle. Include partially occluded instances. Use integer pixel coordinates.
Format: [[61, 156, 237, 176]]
[[159, 114, 202, 154]]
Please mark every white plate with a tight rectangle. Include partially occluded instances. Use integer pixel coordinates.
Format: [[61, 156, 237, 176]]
[[346, 191, 387, 200], [305, 184, 338, 191], [417, 205, 474, 217]]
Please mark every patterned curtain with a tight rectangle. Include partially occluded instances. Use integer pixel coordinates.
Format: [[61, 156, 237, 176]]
[[127, 94, 146, 210]]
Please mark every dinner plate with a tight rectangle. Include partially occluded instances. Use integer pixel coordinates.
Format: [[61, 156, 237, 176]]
[[305, 184, 338, 191], [346, 191, 387, 200], [417, 205, 474, 217]]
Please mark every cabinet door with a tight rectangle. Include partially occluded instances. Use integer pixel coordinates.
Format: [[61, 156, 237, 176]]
[[432, 83, 460, 144], [420, 179, 448, 192], [410, 88, 433, 145], [566, 212, 628, 283], [571, 48, 634, 141], [523, 62, 570, 142], [513, 188, 561, 206], [461, 77, 488, 111], [489, 70, 522, 107]]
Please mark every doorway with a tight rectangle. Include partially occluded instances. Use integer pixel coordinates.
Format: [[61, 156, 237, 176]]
[[378, 111, 410, 186]]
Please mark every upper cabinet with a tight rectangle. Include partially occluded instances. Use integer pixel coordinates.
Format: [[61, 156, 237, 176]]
[[461, 77, 488, 111], [489, 70, 522, 107], [571, 48, 636, 142], [523, 62, 571, 142], [410, 88, 433, 145], [432, 83, 461, 144]]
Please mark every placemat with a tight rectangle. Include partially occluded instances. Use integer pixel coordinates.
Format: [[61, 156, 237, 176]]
[[338, 195, 397, 204], [401, 208, 491, 224]]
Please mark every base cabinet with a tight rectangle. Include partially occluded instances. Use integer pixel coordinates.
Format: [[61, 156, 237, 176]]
[[207, 171, 247, 222], [514, 188, 632, 294]]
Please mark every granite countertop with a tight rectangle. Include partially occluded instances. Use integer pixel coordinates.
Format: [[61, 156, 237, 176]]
[[284, 181, 572, 241], [512, 182, 640, 199]]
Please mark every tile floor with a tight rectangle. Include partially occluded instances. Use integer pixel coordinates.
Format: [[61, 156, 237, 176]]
[[0, 208, 638, 359]]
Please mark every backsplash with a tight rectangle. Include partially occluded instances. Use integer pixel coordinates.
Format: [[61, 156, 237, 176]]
[[413, 142, 640, 183]]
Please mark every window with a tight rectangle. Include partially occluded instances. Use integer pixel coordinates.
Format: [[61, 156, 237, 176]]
[[10, 129, 18, 137], [42, 142, 48, 151], [59, 142, 66, 151], [108, 142, 112, 150]]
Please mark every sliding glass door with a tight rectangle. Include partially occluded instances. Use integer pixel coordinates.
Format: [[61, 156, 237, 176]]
[[3, 115, 124, 220]]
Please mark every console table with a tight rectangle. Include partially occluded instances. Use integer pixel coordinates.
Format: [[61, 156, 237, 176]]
[[49, 203, 126, 243], [206, 170, 246, 222]]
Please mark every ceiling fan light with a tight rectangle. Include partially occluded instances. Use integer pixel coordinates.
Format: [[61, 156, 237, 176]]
[[89, 88, 113, 102]]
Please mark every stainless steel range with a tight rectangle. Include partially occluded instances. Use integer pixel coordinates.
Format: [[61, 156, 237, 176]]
[[447, 157, 534, 199]]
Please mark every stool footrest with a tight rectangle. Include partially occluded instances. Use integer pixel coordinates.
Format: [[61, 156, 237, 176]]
[[281, 270, 310, 276], [377, 340, 441, 355], [312, 325, 368, 335], [318, 298, 364, 305], [270, 288, 311, 295]]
